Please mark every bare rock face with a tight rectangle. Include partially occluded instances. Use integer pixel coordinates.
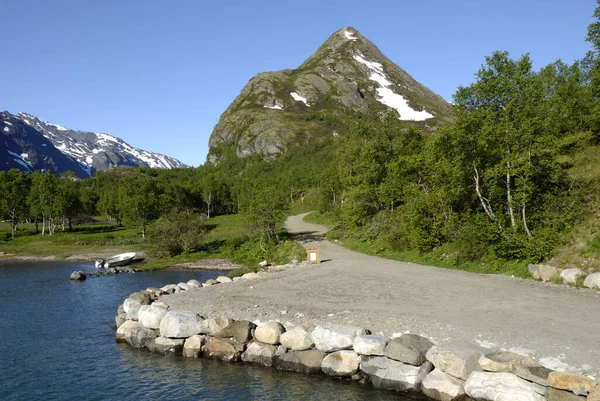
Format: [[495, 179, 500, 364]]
[[254, 321, 286, 345], [274, 350, 327, 375], [321, 351, 360, 377], [421, 369, 468, 401], [384, 334, 433, 366], [425, 340, 489, 380], [464, 372, 546, 401], [360, 356, 433, 392], [207, 27, 453, 162]]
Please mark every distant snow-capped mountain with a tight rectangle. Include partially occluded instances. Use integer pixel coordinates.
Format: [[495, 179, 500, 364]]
[[1, 111, 187, 177]]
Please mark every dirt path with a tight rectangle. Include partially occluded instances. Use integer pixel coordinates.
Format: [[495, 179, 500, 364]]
[[164, 213, 600, 373]]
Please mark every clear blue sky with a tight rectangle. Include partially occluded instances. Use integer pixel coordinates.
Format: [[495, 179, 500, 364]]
[[1, 0, 596, 166]]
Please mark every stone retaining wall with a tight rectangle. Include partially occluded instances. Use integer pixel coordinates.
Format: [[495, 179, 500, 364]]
[[115, 275, 600, 401]]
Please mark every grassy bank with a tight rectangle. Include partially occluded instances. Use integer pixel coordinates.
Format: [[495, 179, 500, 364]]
[[0, 214, 305, 273]]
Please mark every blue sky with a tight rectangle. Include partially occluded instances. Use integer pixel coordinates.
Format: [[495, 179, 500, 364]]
[[1, 0, 596, 166]]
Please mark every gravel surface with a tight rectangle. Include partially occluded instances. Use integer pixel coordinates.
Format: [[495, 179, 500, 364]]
[[162, 213, 600, 373]]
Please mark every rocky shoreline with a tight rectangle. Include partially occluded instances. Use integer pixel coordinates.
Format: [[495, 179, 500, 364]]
[[115, 273, 600, 401]]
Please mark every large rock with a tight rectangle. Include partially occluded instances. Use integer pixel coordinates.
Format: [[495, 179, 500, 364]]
[[159, 310, 204, 338], [160, 284, 178, 294], [422, 369, 468, 401], [275, 350, 327, 374], [464, 371, 546, 401], [182, 335, 206, 358], [152, 337, 184, 355], [384, 334, 433, 365], [321, 351, 360, 377], [588, 387, 600, 401], [115, 320, 140, 343], [123, 291, 152, 320], [254, 321, 285, 345], [311, 324, 367, 352], [215, 320, 256, 343], [479, 351, 538, 372], [115, 313, 127, 329], [560, 268, 586, 285], [125, 325, 157, 349], [426, 340, 488, 380], [353, 334, 390, 356], [186, 279, 201, 288], [177, 282, 194, 291], [360, 356, 433, 392], [202, 337, 242, 362], [70, 271, 86, 281], [584, 273, 600, 289], [513, 363, 553, 386], [201, 317, 234, 337], [279, 325, 314, 351], [547, 371, 598, 393], [137, 304, 168, 329], [545, 388, 586, 401], [535, 264, 561, 281], [241, 272, 259, 280], [216, 275, 232, 283], [241, 342, 279, 366]]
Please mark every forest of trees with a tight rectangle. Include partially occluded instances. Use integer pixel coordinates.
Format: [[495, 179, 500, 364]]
[[3, 3, 600, 268]]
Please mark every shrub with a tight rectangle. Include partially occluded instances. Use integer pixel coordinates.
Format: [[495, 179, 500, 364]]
[[149, 213, 207, 257]]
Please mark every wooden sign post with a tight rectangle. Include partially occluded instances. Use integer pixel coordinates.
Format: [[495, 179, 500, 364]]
[[306, 247, 320, 264]]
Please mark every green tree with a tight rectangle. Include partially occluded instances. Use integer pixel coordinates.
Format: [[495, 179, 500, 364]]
[[0, 169, 31, 238], [118, 171, 161, 238]]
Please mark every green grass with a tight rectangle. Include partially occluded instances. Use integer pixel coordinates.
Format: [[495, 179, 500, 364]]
[[303, 211, 339, 226], [0, 214, 305, 272]]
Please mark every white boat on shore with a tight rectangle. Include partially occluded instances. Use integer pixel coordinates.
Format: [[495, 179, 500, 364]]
[[95, 252, 136, 269]]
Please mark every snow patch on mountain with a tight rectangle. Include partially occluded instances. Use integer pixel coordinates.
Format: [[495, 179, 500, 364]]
[[344, 30, 357, 41], [291, 92, 309, 106], [264, 104, 283, 110], [7, 150, 33, 171], [353, 54, 434, 121]]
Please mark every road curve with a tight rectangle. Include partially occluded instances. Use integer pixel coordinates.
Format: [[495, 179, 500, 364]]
[[165, 212, 600, 372]]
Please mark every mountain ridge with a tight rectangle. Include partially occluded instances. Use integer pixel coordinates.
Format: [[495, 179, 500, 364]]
[[1, 111, 187, 177]]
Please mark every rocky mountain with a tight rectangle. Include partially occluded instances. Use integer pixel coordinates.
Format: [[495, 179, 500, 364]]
[[208, 27, 454, 161], [1, 111, 187, 178]]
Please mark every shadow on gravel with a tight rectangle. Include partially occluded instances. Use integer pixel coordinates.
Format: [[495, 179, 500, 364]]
[[290, 230, 326, 244]]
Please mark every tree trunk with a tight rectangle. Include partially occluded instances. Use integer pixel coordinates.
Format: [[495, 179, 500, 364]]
[[522, 204, 532, 237], [142, 224, 146, 239], [42, 215, 46, 236], [473, 165, 496, 222], [506, 161, 516, 228]]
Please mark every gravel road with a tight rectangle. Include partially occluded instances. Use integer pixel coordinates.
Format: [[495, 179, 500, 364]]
[[163, 213, 600, 373]]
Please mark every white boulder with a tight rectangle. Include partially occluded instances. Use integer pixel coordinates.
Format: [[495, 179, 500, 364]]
[[321, 350, 360, 377], [280, 325, 314, 351], [353, 334, 390, 356], [159, 310, 204, 338], [583, 272, 600, 289], [464, 371, 545, 401], [137, 304, 168, 329], [311, 324, 367, 352], [254, 321, 285, 345], [360, 356, 433, 391]]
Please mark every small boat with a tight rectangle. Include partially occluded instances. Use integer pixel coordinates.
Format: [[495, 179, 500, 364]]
[[96, 252, 136, 269]]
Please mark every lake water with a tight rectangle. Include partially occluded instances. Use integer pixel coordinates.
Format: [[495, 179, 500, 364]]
[[0, 261, 428, 400]]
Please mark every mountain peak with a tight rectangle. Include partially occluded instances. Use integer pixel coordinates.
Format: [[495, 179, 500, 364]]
[[207, 27, 454, 161]]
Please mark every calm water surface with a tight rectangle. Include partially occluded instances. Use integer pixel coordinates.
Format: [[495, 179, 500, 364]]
[[0, 261, 428, 400]]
